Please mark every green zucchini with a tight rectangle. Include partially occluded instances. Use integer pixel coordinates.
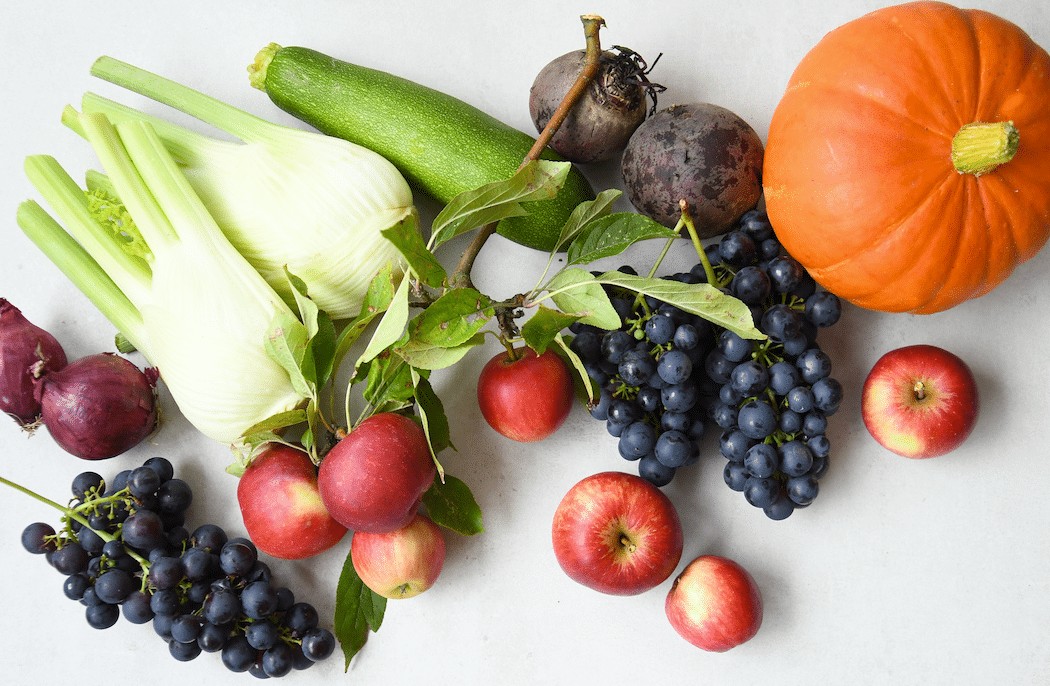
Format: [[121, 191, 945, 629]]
[[248, 44, 595, 253]]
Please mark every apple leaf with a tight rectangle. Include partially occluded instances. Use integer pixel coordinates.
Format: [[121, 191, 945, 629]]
[[361, 354, 416, 413], [566, 212, 680, 266], [411, 370, 452, 479], [429, 160, 570, 250], [380, 210, 446, 289], [544, 267, 621, 330], [594, 271, 765, 340], [520, 304, 580, 355], [553, 188, 622, 251], [394, 333, 485, 371], [264, 310, 312, 397], [332, 263, 401, 372], [358, 274, 412, 366], [421, 474, 484, 536], [334, 550, 387, 671], [407, 287, 494, 348], [552, 333, 597, 406]]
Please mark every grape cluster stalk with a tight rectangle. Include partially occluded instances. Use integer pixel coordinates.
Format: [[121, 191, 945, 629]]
[[15, 457, 337, 677], [570, 210, 843, 519]]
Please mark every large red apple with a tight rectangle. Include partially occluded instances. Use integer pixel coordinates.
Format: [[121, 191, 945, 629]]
[[317, 412, 436, 534], [861, 344, 980, 458], [551, 471, 683, 596], [476, 346, 575, 442], [351, 512, 446, 599], [237, 443, 348, 559], [665, 554, 763, 652]]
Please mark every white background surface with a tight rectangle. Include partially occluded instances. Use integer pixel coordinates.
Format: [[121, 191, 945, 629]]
[[2, 1, 1049, 684]]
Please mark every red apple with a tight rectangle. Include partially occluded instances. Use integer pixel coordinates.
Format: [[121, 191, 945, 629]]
[[665, 554, 763, 652], [861, 344, 980, 458], [237, 443, 348, 560], [476, 346, 575, 442], [551, 471, 683, 596], [351, 512, 446, 599], [317, 412, 436, 534]]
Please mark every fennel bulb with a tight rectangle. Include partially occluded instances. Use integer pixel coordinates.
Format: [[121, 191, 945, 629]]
[[19, 111, 307, 445], [76, 56, 416, 320]]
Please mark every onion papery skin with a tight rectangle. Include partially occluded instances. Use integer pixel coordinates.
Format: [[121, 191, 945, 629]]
[[0, 298, 68, 426], [35, 352, 158, 460]]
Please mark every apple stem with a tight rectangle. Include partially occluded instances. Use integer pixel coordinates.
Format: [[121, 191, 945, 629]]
[[913, 381, 927, 401], [619, 534, 637, 553]]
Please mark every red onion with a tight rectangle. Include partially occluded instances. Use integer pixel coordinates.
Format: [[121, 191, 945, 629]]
[[0, 298, 68, 426], [34, 352, 158, 460]]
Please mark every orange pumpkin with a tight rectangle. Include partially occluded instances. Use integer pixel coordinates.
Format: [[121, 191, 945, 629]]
[[763, 1, 1050, 314]]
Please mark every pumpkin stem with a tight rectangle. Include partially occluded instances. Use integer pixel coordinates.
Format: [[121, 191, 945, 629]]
[[951, 121, 1019, 177]]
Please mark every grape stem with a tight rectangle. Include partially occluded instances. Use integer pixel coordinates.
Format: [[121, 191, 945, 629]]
[[679, 199, 720, 287]]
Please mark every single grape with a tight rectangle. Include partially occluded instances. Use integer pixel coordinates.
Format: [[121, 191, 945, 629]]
[[77, 526, 105, 556], [644, 314, 675, 345], [807, 435, 831, 459], [618, 348, 656, 387], [661, 382, 698, 413], [619, 421, 657, 460], [220, 539, 259, 578], [63, 573, 90, 601], [197, 621, 232, 653], [737, 400, 778, 440], [21, 522, 56, 555], [71, 471, 105, 500], [654, 430, 692, 468], [796, 348, 832, 384], [760, 304, 802, 342], [809, 455, 831, 480], [122, 510, 167, 551], [779, 409, 803, 435], [786, 475, 820, 505], [190, 524, 228, 554], [660, 411, 690, 433], [766, 255, 805, 293], [779, 440, 815, 477], [241, 580, 279, 620], [717, 330, 753, 363], [704, 349, 736, 385], [221, 635, 258, 673], [786, 386, 815, 414], [262, 642, 295, 678], [601, 330, 634, 364], [94, 568, 136, 604], [157, 478, 193, 516], [169, 638, 203, 662], [180, 546, 217, 582], [805, 290, 842, 327], [148, 556, 185, 591], [301, 628, 337, 662], [743, 443, 779, 479], [768, 360, 802, 396], [153, 612, 175, 641], [723, 461, 749, 491], [142, 456, 175, 483], [656, 349, 692, 386], [672, 324, 699, 351], [782, 333, 809, 358], [718, 230, 757, 267], [607, 399, 641, 425], [589, 386, 613, 420], [635, 385, 661, 413], [245, 619, 281, 651], [203, 587, 241, 626], [730, 360, 769, 397], [122, 590, 155, 624], [710, 402, 739, 430], [802, 411, 828, 438], [170, 614, 203, 644], [85, 603, 120, 630], [283, 603, 319, 638], [638, 453, 675, 487], [764, 490, 796, 520], [106, 469, 132, 495], [150, 588, 182, 616], [731, 265, 771, 304], [743, 476, 780, 509], [50, 542, 90, 575], [719, 429, 754, 462], [127, 466, 161, 500], [569, 330, 602, 361], [812, 377, 843, 414]]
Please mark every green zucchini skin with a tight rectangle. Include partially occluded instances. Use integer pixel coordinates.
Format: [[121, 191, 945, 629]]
[[257, 45, 596, 253]]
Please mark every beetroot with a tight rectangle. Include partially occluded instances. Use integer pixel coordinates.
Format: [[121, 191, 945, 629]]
[[529, 46, 663, 164], [34, 352, 158, 460], [621, 103, 764, 237], [0, 298, 68, 426]]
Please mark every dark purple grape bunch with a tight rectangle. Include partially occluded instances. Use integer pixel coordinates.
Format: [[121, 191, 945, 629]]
[[569, 266, 719, 488], [19, 457, 337, 676], [703, 210, 843, 520]]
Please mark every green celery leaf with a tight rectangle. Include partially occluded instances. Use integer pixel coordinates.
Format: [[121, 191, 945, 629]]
[[544, 267, 621, 330], [521, 304, 580, 355], [411, 370, 453, 462], [566, 212, 681, 265], [394, 333, 485, 371], [380, 210, 445, 289], [265, 311, 312, 396], [421, 474, 484, 536], [334, 549, 387, 671], [408, 287, 494, 348], [554, 188, 622, 251], [430, 160, 570, 249], [597, 271, 765, 340]]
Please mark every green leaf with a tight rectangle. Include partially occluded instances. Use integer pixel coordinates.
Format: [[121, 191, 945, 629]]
[[362, 353, 416, 410], [411, 370, 453, 461], [358, 274, 411, 366], [333, 262, 401, 372], [408, 287, 494, 348], [240, 408, 309, 436], [554, 188, 622, 251], [544, 267, 621, 330], [552, 333, 597, 405], [394, 333, 485, 371], [566, 212, 680, 265], [430, 160, 570, 249], [265, 311, 312, 396], [302, 308, 337, 392], [521, 305, 580, 355], [596, 271, 765, 340], [380, 210, 445, 289], [421, 474, 484, 536], [334, 549, 387, 671]]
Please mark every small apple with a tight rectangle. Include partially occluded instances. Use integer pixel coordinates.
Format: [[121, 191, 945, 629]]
[[476, 346, 575, 442], [551, 471, 683, 596], [861, 344, 980, 458], [237, 444, 348, 560], [665, 554, 763, 652], [351, 512, 446, 599], [317, 412, 436, 534]]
